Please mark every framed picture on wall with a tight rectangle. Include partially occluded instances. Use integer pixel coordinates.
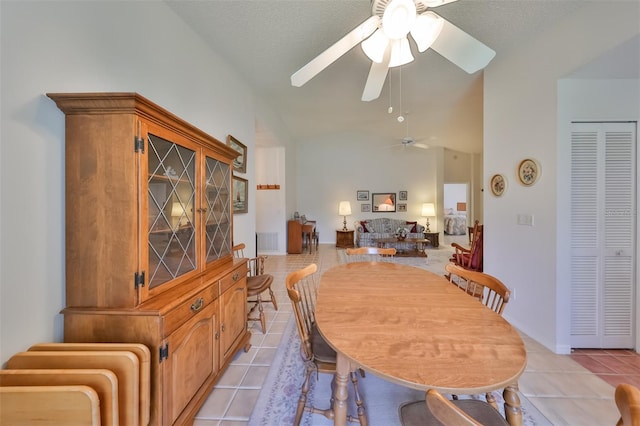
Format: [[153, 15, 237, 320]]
[[397, 203, 407, 212], [233, 176, 248, 213], [227, 135, 247, 173], [357, 190, 369, 201], [372, 193, 396, 212], [399, 191, 408, 201], [361, 203, 371, 212]]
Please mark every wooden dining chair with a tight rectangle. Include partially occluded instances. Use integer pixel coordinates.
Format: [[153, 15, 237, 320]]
[[285, 263, 367, 426], [233, 243, 278, 333], [399, 389, 509, 426], [444, 262, 511, 406], [616, 383, 640, 426], [345, 246, 396, 262], [445, 263, 511, 315]]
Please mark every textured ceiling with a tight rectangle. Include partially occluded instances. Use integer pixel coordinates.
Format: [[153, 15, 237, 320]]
[[165, 0, 604, 153]]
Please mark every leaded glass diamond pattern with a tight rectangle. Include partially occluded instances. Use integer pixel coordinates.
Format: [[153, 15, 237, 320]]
[[204, 156, 231, 262], [147, 134, 197, 289]]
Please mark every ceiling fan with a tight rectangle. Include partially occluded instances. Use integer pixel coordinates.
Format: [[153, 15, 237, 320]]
[[290, 0, 496, 101], [394, 137, 429, 150]]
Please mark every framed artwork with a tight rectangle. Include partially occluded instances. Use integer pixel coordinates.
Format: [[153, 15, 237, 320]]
[[356, 190, 370, 201], [372, 193, 396, 212], [518, 158, 540, 186], [361, 203, 371, 212], [233, 176, 248, 213], [398, 191, 407, 201], [397, 203, 407, 212], [490, 174, 507, 197], [227, 135, 247, 173]]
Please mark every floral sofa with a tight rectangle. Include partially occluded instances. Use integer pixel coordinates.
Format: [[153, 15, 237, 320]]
[[354, 217, 425, 250]]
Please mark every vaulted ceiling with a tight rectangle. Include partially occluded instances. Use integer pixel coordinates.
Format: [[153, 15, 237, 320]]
[[165, 1, 632, 154]]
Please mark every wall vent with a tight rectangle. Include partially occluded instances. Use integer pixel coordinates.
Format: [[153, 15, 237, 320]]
[[257, 232, 279, 251]]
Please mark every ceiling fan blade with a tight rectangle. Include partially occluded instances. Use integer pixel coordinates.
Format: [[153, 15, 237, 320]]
[[291, 15, 380, 87], [422, 0, 459, 8], [361, 45, 391, 101], [429, 15, 496, 74], [414, 143, 429, 149]]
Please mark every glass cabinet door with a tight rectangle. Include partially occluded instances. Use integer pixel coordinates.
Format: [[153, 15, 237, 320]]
[[147, 134, 197, 289], [203, 154, 231, 262]]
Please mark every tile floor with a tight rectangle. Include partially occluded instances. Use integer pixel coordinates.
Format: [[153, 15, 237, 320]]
[[194, 240, 636, 426]]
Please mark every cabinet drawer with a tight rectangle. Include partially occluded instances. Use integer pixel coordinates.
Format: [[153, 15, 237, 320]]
[[220, 264, 247, 294], [164, 285, 218, 336]]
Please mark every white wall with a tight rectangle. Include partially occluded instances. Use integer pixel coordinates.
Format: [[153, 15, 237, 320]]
[[0, 1, 289, 364], [484, 2, 639, 353], [294, 133, 443, 239]]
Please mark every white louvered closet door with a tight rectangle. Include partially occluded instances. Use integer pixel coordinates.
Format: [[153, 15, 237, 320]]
[[570, 122, 637, 348]]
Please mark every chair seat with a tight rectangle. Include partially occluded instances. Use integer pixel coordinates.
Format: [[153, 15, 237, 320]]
[[399, 398, 509, 426], [246, 274, 274, 296], [310, 323, 336, 363]]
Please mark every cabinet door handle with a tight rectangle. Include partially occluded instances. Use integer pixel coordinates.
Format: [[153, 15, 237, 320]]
[[232, 272, 240, 281], [190, 297, 204, 312], [221, 323, 225, 332]]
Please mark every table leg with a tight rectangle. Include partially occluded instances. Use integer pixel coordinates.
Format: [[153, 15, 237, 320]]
[[503, 383, 523, 426], [333, 353, 350, 426]]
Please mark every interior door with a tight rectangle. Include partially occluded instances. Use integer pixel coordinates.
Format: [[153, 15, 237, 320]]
[[570, 121, 637, 348]]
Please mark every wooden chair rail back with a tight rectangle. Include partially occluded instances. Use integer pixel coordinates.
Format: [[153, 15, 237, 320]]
[[616, 383, 640, 426], [445, 263, 511, 315], [286, 263, 319, 361], [426, 389, 483, 426], [345, 247, 396, 262]]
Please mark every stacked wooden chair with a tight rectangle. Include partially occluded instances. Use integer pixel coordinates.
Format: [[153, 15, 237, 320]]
[[616, 383, 640, 426], [0, 342, 151, 425]]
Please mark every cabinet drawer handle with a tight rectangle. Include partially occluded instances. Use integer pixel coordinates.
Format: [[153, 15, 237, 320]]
[[190, 297, 204, 312], [232, 272, 240, 281]]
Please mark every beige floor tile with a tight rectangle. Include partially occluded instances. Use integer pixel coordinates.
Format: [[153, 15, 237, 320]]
[[216, 364, 249, 387], [260, 332, 284, 348], [526, 351, 591, 372], [196, 387, 236, 418], [240, 365, 270, 388], [225, 389, 261, 419], [528, 397, 619, 426], [252, 347, 277, 365]]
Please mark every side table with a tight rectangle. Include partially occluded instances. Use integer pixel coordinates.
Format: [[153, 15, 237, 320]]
[[423, 232, 439, 248], [336, 230, 354, 248]]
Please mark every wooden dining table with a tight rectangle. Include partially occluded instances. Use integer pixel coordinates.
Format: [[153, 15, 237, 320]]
[[314, 262, 527, 426]]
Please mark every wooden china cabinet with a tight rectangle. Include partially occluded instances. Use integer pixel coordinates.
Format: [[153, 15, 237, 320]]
[[48, 92, 251, 425]]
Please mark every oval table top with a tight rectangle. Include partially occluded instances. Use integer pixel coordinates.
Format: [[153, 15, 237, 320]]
[[315, 261, 527, 395]]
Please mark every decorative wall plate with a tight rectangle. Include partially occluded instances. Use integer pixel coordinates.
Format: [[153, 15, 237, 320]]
[[518, 158, 540, 186], [490, 174, 507, 196]]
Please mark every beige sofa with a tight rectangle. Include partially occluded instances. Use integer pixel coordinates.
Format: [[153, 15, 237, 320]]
[[354, 217, 425, 249]]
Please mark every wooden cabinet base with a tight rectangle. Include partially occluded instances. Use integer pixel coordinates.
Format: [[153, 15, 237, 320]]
[[336, 230, 355, 248]]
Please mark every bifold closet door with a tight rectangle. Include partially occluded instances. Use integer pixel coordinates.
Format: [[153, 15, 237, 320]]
[[570, 121, 637, 349]]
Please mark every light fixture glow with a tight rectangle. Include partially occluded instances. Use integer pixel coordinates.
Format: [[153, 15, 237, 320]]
[[338, 201, 352, 231], [421, 202, 436, 232], [389, 37, 414, 67], [381, 0, 416, 40], [411, 12, 444, 52], [362, 29, 389, 63]]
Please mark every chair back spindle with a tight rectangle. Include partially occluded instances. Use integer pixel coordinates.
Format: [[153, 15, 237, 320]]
[[445, 263, 510, 315], [286, 263, 319, 361]]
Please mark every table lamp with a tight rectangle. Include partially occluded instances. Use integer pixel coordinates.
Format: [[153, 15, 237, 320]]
[[338, 201, 352, 231], [421, 203, 435, 233]]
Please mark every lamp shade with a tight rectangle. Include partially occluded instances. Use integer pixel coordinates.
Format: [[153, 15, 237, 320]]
[[338, 201, 352, 216], [172, 202, 185, 217], [421, 203, 436, 217]]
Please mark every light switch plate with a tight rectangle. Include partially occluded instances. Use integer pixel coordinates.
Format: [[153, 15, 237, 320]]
[[517, 213, 534, 226]]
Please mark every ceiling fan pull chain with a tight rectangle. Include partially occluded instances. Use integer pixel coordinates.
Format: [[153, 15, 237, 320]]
[[397, 65, 404, 123]]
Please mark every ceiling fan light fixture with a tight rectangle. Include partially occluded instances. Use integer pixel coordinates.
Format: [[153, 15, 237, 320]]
[[381, 0, 417, 40], [362, 29, 389, 63], [389, 37, 414, 67], [411, 11, 444, 52]]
